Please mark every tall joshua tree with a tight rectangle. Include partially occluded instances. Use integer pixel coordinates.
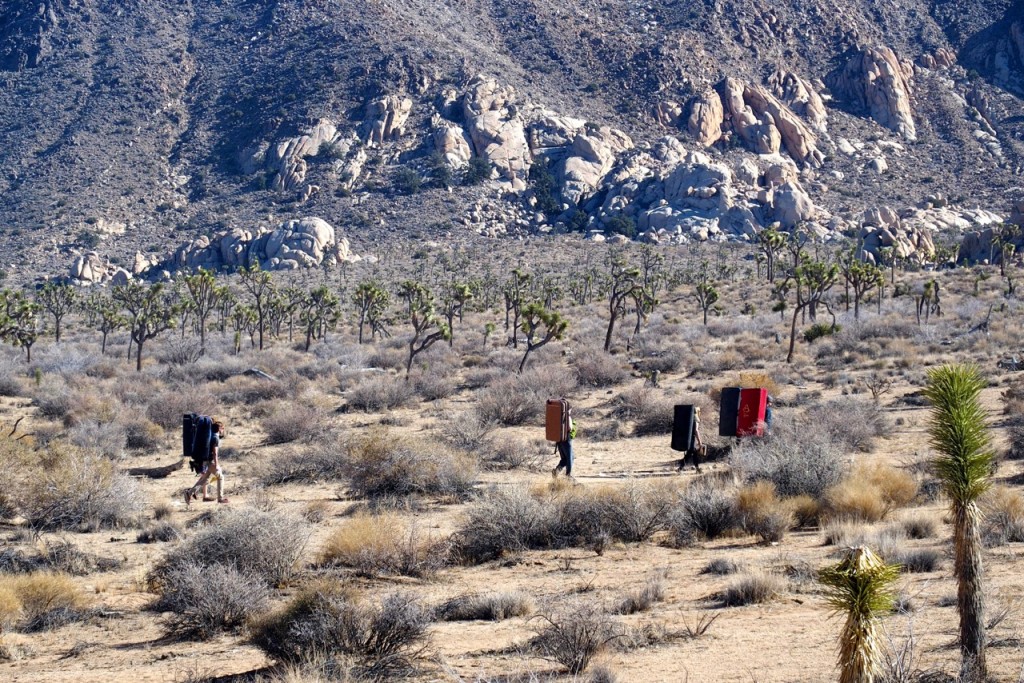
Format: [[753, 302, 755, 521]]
[[925, 364, 993, 681], [819, 546, 900, 683]]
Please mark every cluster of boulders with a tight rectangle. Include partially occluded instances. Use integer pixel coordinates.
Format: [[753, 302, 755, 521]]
[[829, 46, 916, 140], [584, 138, 827, 244], [68, 252, 131, 286], [165, 217, 356, 273]]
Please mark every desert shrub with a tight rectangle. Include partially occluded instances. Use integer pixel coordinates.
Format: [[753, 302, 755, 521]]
[[700, 558, 739, 575], [983, 486, 1024, 546], [215, 375, 292, 405], [666, 480, 738, 547], [825, 462, 918, 523], [32, 379, 73, 421], [0, 572, 87, 632], [1006, 418, 1024, 460], [251, 581, 430, 680], [573, 352, 629, 388], [895, 513, 939, 540], [153, 509, 308, 587], [434, 591, 534, 622], [730, 421, 846, 499], [803, 322, 840, 343], [720, 573, 784, 607], [262, 443, 349, 484], [454, 487, 553, 563], [632, 347, 684, 375], [612, 578, 666, 615], [475, 375, 543, 426], [411, 369, 457, 401], [346, 375, 414, 412], [365, 345, 408, 372], [529, 601, 623, 675], [735, 482, 792, 543], [261, 402, 328, 445], [735, 371, 781, 399], [439, 411, 494, 452], [803, 398, 891, 453], [67, 419, 127, 459], [887, 548, 941, 574], [318, 513, 449, 578], [569, 480, 678, 544], [125, 418, 165, 450], [42, 540, 121, 575], [519, 363, 578, 398], [788, 494, 822, 528], [137, 521, 184, 544], [156, 562, 270, 639], [145, 387, 218, 430], [345, 432, 477, 502], [20, 450, 147, 532], [631, 397, 675, 436], [485, 436, 541, 471]]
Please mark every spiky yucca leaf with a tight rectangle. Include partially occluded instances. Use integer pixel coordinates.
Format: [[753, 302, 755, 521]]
[[923, 364, 993, 504], [820, 546, 900, 683]]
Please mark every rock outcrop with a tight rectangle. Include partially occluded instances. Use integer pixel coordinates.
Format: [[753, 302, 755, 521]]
[[698, 78, 824, 166], [653, 101, 683, 128], [365, 95, 413, 146], [686, 90, 724, 147], [767, 69, 828, 132], [431, 114, 472, 167], [830, 46, 916, 140], [167, 217, 356, 273], [560, 127, 633, 206], [462, 76, 531, 190], [69, 252, 131, 286]]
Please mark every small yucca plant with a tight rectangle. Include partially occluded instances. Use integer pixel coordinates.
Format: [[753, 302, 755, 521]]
[[819, 546, 900, 683]]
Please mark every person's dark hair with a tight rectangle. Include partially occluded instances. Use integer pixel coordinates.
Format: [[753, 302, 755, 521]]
[[212, 420, 225, 435]]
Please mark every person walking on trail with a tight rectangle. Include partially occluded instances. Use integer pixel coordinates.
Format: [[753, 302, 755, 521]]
[[764, 395, 775, 435], [552, 410, 577, 479], [185, 420, 228, 506], [678, 406, 705, 473]]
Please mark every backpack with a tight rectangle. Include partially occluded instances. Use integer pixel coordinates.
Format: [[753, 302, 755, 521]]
[[183, 413, 213, 474]]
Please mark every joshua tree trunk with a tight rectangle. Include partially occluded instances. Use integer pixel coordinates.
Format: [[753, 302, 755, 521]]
[[955, 500, 987, 680]]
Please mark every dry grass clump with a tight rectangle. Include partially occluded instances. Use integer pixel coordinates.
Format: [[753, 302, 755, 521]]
[[250, 581, 431, 680], [483, 436, 541, 471], [411, 368, 457, 401], [346, 375, 415, 412], [612, 577, 666, 615], [475, 375, 544, 426], [318, 513, 449, 578], [736, 371, 780, 398], [438, 410, 494, 452], [156, 562, 270, 640], [824, 462, 918, 523], [153, 509, 309, 588], [145, 387, 218, 430], [434, 591, 535, 621], [700, 558, 740, 575], [894, 512, 940, 540], [0, 572, 87, 632], [529, 600, 623, 675], [788, 494, 822, 528], [983, 485, 1024, 546], [453, 487, 553, 564], [261, 402, 329, 444], [730, 420, 846, 499], [19, 448, 147, 532], [720, 572, 785, 607], [214, 374, 292, 406], [125, 417, 165, 450], [666, 479, 738, 547], [735, 481, 793, 543], [344, 431, 477, 502], [573, 351, 629, 388]]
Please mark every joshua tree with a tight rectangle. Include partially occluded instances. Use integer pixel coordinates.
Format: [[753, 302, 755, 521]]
[[819, 546, 900, 683], [299, 285, 340, 351], [838, 251, 884, 320], [442, 281, 474, 347], [112, 281, 179, 371], [693, 264, 720, 326], [916, 279, 942, 324], [352, 280, 390, 344], [503, 268, 531, 348], [0, 290, 41, 362], [924, 364, 993, 681], [482, 321, 496, 350], [398, 281, 450, 377], [35, 281, 76, 343], [180, 269, 224, 353], [518, 301, 568, 373], [239, 264, 275, 350], [83, 293, 124, 354], [756, 223, 786, 282], [784, 258, 838, 363], [604, 253, 642, 352]]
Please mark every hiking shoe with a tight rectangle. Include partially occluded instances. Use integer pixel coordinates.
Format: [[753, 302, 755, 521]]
[[217, 498, 230, 504], [202, 497, 216, 502], [183, 490, 194, 507], [551, 467, 559, 478]]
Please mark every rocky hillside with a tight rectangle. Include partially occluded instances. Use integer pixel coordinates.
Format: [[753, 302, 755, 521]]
[[1, 0, 1023, 282]]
